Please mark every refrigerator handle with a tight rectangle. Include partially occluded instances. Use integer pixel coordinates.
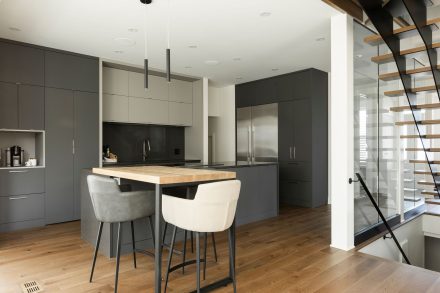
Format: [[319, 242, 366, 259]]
[[252, 126, 256, 162], [289, 147, 292, 160], [247, 126, 251, 162], [294, 146, 296, 160]]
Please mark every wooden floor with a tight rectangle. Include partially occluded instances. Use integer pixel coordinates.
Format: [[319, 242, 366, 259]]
[[2, 206, 440, 292]]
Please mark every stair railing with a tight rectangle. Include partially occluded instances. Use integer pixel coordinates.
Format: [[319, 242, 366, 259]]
[[351, 172, 411, 265]]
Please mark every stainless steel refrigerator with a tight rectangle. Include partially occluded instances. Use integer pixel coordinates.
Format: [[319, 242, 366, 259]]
[[237, 103, 278, 162]]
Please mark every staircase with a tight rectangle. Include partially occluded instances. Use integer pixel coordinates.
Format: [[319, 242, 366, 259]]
[[358, 0, 440, 199]]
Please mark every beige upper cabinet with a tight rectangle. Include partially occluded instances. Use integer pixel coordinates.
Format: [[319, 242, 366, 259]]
[[129, 72, 169, 101], [129, 97, 169, 125], [103, 94, 129, 122], [169, 79, 193, 104], [103, 68, 129, 96], [169, 102, 193, 126]]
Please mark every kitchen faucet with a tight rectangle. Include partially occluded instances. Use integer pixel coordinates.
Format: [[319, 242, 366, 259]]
[[143, 139, 151, 161]]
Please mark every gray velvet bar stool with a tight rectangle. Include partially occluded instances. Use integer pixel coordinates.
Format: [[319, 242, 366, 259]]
[[87, 175, 156, 293]]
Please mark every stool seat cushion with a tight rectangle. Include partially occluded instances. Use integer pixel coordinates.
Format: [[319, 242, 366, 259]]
[[87, 175, 155, 223], [162, 180, 241, 233]]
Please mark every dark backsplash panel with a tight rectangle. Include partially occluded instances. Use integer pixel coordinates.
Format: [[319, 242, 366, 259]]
[[103, 123, 185, 163]]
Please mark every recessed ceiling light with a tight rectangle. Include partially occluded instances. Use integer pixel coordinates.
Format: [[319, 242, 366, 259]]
[[8, 27, 21, 32], [188, 45, 198, 49], [204, 60, 220, 65], [114, 37, 136, 46], [184, 66, 192, 69], [113, 50, 124, 54], [272, 68, 279, 72], [260, 12, 271, 17], [233, 57, 241, 61], [315, 37, 326, 42], [128, 28, 138, 33]]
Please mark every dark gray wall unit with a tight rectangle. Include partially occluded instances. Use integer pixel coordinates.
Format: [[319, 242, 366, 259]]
[[18, 85, 45, 130], [0, 81, 18, 129], [236, 68, 328, 208], [0, 41, 44, 86], [74, 91, 99, 219], [45, 51, 99, 92], [103, 122, 185, 163], [45, 88, 74, 224]]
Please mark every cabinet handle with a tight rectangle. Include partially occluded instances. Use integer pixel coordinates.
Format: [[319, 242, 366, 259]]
[[72, 139, 75, 155], [294, 146, 296, 160], [9, 196, 28, 200], [289, 147, 292, 159], [9, 170, 29, 173]]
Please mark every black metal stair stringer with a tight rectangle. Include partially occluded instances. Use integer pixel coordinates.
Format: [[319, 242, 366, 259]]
[[358, 0, 440, 198]]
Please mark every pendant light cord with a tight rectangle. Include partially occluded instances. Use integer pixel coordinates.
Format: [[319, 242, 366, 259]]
[[167, 0, 170, 49], [144, 2, 148, 58]]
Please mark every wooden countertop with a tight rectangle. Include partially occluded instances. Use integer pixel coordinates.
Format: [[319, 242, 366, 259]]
[[92, 165, 236, 185]]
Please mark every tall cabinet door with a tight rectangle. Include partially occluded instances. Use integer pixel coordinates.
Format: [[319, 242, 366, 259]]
[[278, 101, 294, 162], [73, 91, 99, 220], [18, 85, 45, 130], [0, 82, 18, 129], [293, 99, 311, 161], [45, 88, 74, 224]]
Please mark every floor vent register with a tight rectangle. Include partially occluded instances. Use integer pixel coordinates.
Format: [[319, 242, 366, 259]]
[[21, 281, 43, 293]]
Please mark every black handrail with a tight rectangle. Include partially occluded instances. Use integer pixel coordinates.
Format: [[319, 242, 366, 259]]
[[352, 173, 411, 265]]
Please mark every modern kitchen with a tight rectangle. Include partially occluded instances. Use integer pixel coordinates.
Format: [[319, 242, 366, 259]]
[[0, 1, 334, 292]]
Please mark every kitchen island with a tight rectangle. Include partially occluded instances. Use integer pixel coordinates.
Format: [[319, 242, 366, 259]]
[[80, 162, 278, 258]]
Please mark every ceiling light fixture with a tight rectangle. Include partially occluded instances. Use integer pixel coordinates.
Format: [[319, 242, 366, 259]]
[[260, 12, 271, 17], [188, 45, 197, 49], [141, 0, 152, 89], [205, 60, 220, 65], [166, 0, 171, 82], [315, 37, 326, 42], [184, 66, 192, 69], [271, 68, 279, 71], [128, 28, 139, 33], [113, 50, 124, 54]]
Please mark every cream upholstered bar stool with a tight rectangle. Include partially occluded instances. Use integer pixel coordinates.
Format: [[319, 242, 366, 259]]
[[162, 180, 241, 293], [87, 175, 156, 293]]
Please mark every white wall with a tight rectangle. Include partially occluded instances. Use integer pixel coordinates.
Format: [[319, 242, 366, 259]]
[[359, 216, 425, 268], [330, 14, 355, 251], [208, 84, 236, 162], [185, 78, 209, 163]]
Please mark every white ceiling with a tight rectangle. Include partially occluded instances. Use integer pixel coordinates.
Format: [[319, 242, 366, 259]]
[[0, 0, 339, 86]]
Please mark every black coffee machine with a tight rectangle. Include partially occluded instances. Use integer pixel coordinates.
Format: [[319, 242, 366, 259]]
[[10, 145, 23, 167]]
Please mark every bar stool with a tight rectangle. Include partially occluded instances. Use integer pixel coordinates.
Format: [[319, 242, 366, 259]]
[[87, 175, 156, 293], [162, 180, 241, 293]]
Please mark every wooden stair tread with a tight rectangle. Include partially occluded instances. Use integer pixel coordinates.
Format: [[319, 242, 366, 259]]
[[379, 66, 440, 81], [426, 199, 440, 205], [414, 170, 440, 175], [406, 148, 440, 152], [418, 180, 437, 186], [409, 160, 440, 164], [371, 42, 440, 64], [384, 85, 436, 97], [396, 119, 440, 126], [390, 103, 440, 112], [401, 134, 440, 139], [364, 17, 440, 46], [422, 191, 438, 196]]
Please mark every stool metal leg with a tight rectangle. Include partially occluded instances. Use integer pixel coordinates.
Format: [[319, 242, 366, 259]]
[[130, 221, 137, 268], [164, 225, 177, 293], [228, 227, 237, 293], [211, 233, 218, 263], [162, 222, 168, 252], [191, 231, 194, 253], [89, 221, 103, 283], [196, 232, 201, 293], [148, 216, 155, 249], [115, 222, 123, 293], [182, 230, 187, 274], [203, 232, 207, 280]]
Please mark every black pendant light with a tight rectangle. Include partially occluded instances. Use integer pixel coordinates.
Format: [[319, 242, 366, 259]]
[[166, 0, 171, 82], [141, 0, 152, 89]]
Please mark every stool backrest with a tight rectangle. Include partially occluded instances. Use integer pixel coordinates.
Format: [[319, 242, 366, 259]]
[[194, 180, 241, 231], [87, 175, 121, 222]]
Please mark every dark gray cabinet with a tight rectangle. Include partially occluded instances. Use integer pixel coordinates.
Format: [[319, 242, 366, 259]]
[[46, 88, 99, 224], [18, 85, 44, 130], [73, 91, 99, 219], [236, 68, 328, 208], [0, 168, 45, 196], [45, 88, 75, 224], [0, 82, 18, 129], [0, 41, 44, 86], [45, 51, 99, 92], [0, 82, 44, 130]]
